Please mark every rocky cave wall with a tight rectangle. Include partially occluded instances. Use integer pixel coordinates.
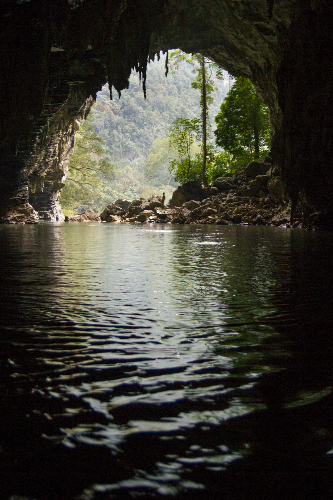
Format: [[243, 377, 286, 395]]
[[0, 0, 333, 226]]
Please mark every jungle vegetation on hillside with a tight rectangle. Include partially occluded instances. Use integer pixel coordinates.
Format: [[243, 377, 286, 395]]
[[59, 53, 271, 214], [59, 53, 229, 214]]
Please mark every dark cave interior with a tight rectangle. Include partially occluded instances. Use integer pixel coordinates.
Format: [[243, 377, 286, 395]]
[[0, 0, 333, 226]]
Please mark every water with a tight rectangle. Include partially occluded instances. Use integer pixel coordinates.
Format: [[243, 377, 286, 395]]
[[1, 222, 333, 500]]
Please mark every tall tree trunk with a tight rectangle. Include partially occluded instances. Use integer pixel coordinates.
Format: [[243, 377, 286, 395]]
[[201, 55, 208, 187]]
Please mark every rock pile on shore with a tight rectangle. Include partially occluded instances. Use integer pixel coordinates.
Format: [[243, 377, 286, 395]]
[[64, 208, 101, 222], [1, 203, 39, 224], [66, 161, 301, 228]]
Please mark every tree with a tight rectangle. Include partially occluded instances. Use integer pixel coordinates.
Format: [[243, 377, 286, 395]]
[[168, 50, 223, 186], [59, 114, 115, 214], [168, 117, 202, 184], [214, 77, 271, 167], [143, 136, 178, 186], [87, 54, 227, 199]]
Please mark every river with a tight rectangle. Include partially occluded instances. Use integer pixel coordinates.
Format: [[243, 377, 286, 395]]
[[1, 222, 333, 499]]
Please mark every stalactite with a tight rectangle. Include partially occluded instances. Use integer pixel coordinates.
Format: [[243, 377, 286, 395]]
[[1, 0, 333, 227], [165, 50, 169, 77]]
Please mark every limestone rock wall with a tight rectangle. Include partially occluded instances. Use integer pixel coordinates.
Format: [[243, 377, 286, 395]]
[[275, 1, 333, 219], [153, 0, 294, 133], [27, 92, 94, 221], [0, 0, 333, 226]]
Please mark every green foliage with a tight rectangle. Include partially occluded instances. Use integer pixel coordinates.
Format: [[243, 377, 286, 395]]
[[92, 53, 228, 195], [167, 51, 225, 186], [171, 157, 203, 185], [168, 50, 223, 103], [60, 54, 229, 211], [143, 136, 178, 186], [169, 117, 201, 160], [59, 114, 115, 214], [206, 150, 239, 184], [214, 77, 271, 167], [185, 54, 219, 111], [167, 118, 201, 184], [167, 120, 239, 185], [92, 56, 212, 164], [167, 74, 271, 186]]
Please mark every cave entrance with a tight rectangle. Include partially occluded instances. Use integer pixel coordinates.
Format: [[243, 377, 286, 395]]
[[2, 1, 333, 227], [56, 53, 231, 219]]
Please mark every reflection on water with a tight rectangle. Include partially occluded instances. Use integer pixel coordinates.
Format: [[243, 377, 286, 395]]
[[1, 223, 333, 499]]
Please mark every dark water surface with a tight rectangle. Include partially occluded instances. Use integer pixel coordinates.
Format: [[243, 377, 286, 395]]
[[1, 222, 333, 500]]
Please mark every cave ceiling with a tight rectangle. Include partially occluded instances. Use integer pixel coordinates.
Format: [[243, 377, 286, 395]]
[[0, 0, 333, 225]]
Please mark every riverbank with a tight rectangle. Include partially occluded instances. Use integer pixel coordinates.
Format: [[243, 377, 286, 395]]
[[67, 160, 300, 228]]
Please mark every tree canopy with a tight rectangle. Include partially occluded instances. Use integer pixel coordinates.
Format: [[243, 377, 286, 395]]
[[59, 53, 230, 213], [59, 114, 114, 214], [168, 117, 201, 184], [214, 77, 271, 167], [167, 51, 224, 186]]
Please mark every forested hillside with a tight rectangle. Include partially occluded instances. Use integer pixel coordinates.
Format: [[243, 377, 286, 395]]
[[60, 53, 230, 213]]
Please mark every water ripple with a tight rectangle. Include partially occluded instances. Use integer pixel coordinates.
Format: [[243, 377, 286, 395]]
[[1, 223, 333, 499]]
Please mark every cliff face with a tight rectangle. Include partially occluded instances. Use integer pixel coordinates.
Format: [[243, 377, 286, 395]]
[[0, 0, 332, 226], [27, 91, 94, 222]]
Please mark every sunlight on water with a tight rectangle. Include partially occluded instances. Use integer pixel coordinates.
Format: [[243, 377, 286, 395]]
[[1, 223, 333, 499]]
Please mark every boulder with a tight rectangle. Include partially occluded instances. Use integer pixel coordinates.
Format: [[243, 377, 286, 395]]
[[171, 213, 186, 224], [169, 180, 205, 208], [98, 166, 294, 228], [168, 190, 187, 208], [127, 199, 145, 218], [104, 214, 122, 222], [256, 174, 270, 184], [155, 209, 168, 220], [201, 207, 218, 218], [100, 203, 126, 221], [244, 161, 270, 178], [83, 208, 101, 221], [113, 199, 131, 212], [240, 175, 269, 197], [159, 208, 179, 222], [130, 210, 155, 222], [203, 186, 219, 197], [268, 177, 285, 202], [65, 209, 101, 222], [141, 195, 165, 211], [213, 177, 234, 191], [126, 195, 165, 217], [183, 199, 201, 210], [1, 203, 39, 224]]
